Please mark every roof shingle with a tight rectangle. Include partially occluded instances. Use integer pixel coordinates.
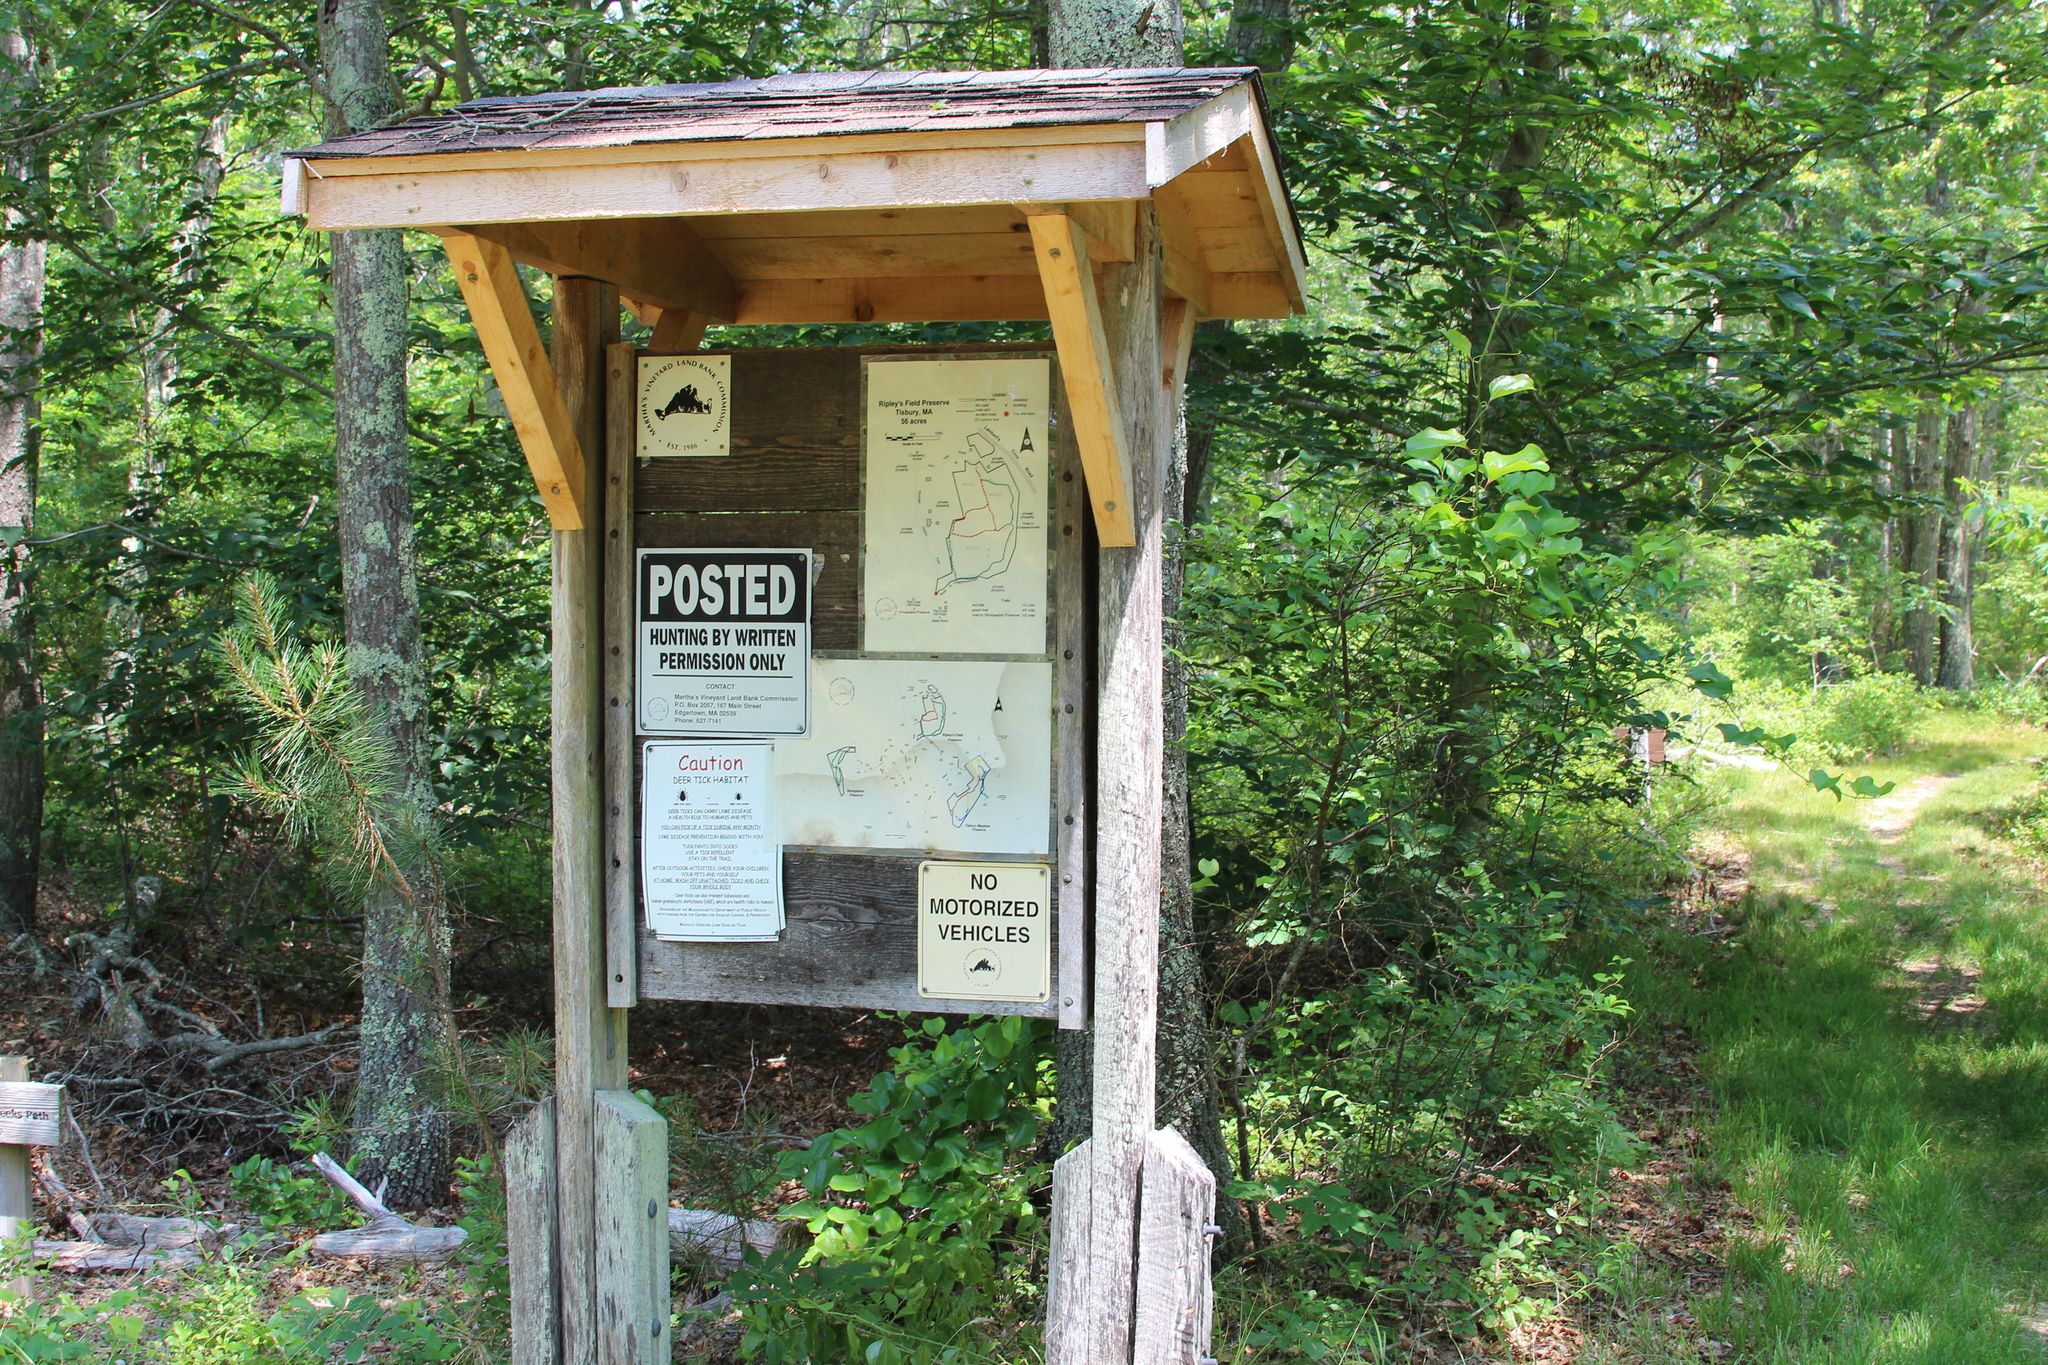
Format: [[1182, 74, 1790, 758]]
[[294, 67, 1261, 161]]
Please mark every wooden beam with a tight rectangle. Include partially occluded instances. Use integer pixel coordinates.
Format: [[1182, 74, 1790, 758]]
[[734, 274, 1055, 325], [443, 232, 587, 530], [1153, 180, 1214, 316], [303, 142, 1148, 231], [1015, 201, 1133, 262], [603, 343, 638, 1011], [1235, 127, 1308, 311], [463, 219, 737, 323], [648, 310, 707, 351], [1162, 297, 1196, 396], [620, 296, 662, 329], [550, 278, 629, 1365], [1145, 85, 1257, 187], [1029, 213, 1135, 548]]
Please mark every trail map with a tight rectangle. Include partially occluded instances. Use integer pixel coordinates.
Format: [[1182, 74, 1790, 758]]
[[863, 357, 1050, 656], [773, 658, 1053, 856]]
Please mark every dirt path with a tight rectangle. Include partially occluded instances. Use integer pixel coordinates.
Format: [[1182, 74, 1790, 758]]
[[1861, 772, 1954, 842]]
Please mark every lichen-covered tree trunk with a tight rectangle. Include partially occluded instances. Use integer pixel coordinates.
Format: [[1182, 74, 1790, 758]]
[[319, 0, 451, 1209], [0, 26, 46, 936]]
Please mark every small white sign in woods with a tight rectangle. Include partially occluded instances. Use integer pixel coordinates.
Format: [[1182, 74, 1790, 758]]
[[0, 1080, 62, 1147], [637, 548, 811, 736], [917, 860, 1050, 1003], [638, 353, 732, 458], [641, 741, 783, 941]]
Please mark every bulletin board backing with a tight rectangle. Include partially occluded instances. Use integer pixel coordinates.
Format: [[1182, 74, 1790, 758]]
[[603, 343, 1091, 1027]]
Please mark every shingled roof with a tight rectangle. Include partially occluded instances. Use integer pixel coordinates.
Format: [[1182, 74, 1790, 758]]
[[296, 67, 1264, 160]]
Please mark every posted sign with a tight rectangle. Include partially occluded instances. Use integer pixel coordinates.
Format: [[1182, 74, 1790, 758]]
[[917, 861, 1050, 1003], [638, 548, 811, 736]]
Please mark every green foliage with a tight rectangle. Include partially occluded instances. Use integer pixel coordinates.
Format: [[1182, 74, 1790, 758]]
[[227, 1154, 355, 1233], [214, 572, 442, 912], [1226, 880, 1636, 1335], [0, 1254, 459, 1364], [1812, 672, 1925, 760], [732, 1015, 1050, 1364]]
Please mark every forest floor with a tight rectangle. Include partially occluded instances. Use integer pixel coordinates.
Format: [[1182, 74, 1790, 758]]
[[1574, 710, 2048, 1365]]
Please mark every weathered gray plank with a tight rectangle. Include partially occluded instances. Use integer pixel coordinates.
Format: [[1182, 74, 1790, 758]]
[[507, 1096, 561, 1365], [638, 849, 1061, 1017], [1051, 382, 1090, 1031], [593, 1091, 670, 1365], [1056, 205, 1171, 1365], [1045, 1137, 1095, 1354], [0, 1059, 31, 1245], [552, 277, 631, 1365], [635, 510, 861, 651], [0, 1077, 58, 1147], [605, 344, 640, 1009], [1133, 1127, 1216, 1365]]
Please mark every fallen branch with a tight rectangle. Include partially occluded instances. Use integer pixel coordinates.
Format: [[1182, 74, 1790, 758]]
[[306, 1152, 467, 1264], [160, 1022, 352, 1073], [85, 1211, 244, 1252], [34, 1238, 200, 1273], [668, 1207, 778, 1268]]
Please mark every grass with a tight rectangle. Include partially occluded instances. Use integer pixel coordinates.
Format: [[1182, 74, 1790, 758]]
[[1592, 708, 2048, 1364]]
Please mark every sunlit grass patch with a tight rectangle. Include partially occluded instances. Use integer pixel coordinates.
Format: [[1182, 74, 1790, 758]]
[[1632, 710, 2048, 1365]]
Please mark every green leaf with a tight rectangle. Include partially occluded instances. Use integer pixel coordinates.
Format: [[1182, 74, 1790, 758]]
[[1486, 372, 1535, 400], [1403, 426, 1467, 457], [1687, 661, 1735, 700], [1777, 289, 1817, 320], [1482, 444, 1549, 481]]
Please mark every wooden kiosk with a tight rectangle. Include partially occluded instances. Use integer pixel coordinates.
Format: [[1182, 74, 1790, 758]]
[[283, 67, 1305, 1364]]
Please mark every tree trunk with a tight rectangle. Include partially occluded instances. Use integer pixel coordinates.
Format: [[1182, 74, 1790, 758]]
[[0, 25, 46, 936], [1902, 408, 1943, 684], [319, 0, 451, 1209], [1936, 403, 1988, 690]]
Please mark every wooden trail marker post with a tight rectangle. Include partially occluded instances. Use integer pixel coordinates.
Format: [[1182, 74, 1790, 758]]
[[0, 1057, 61, 1247], [283, 66, 1305, 1364]]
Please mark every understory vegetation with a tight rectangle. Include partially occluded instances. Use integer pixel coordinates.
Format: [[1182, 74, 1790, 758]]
[[4, 0, 2048, 1362]]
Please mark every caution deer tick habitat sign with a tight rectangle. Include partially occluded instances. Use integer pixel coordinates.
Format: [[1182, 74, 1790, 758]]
[[638, 548, 810, 736], [918, 861, 1050, 1003]]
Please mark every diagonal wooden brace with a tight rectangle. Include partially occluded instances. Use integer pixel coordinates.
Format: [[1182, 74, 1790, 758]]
[[1029, 213, 1137, 548], [443, 231, 588, 530]]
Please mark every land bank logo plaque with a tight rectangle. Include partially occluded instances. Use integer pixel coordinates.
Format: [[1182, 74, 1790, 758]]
[[638, 353, 731, 458], [636, 548, 811, 737], [917, 861, 1050, 1003]]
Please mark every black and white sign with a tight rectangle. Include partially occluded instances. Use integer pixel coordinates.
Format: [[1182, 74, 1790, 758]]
[[638, 353, 732, 458], [642, 741, 783, 941], [917, 860, 1051, 1003], [637, 548, 811, 736]]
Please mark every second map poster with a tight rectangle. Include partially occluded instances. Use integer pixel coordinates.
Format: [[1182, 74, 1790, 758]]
[[862, 356, 1050, 656]]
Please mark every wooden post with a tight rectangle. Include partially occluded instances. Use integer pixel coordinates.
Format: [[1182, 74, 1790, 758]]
[[603, 343, 639, 1009], [593, 1091, 670, 1364], [1133, 1128, 1216, 1364], [551, 276, 629, 1365], [1046, 207, 1170, 1364], [507, 1097, 560, 1365], [0, 1057, 36, 1242]]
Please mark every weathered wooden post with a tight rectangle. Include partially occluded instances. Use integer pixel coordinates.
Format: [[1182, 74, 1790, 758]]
[[282, 65, 1304, 1365], [0, 1057, 61, 1243]]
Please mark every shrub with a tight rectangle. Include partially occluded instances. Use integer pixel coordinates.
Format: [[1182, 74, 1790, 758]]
[[733, 1014, 1051, 1364], [1814, 672, 1924, 760]]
